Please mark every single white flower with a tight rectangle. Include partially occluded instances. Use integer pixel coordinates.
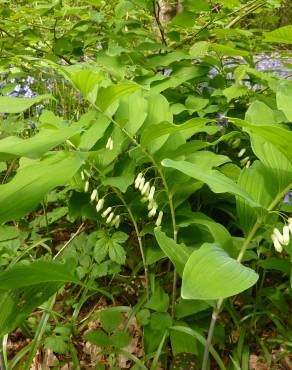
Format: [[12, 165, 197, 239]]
[[90, 189, 98, 202], [138, 177, 145, 192], [134, 173, 143, 189], [245, 160, 251, 168], [141, 181, 150, 196], [148, 186, 155, 201], [273, 228, 284, 244], [282, 225, 290, 245], [271, 234, 283, 253], [106, 137, 113, 150], [106, 212, 114, 224], [96, 198, 105, 212], [240, 156, 249, 166], [112, 215, 120, 228], [84, 181, 89, 193], [102, 206, 112, 218], [155, 211, 163, 226], [238, 148, 246, 158], [148, 205, 157, 218]]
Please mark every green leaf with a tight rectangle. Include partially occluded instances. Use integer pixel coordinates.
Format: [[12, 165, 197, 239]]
[[174, 298, 210, 319], [111, 331, 132, 348], [0, 127, 80, 161], [85, 330, 111, 346], [0, 94, 54, 113], [154, 228, 191, 277], [211, 43, 249, 57], [79, 114, 110, 151], [276, 81, 292, 121], [171, 11, 197, 27], [162, 159, 261, 208], [232, 118, 292, 163], [245, 100, 276, 125], [109, 242, 126, 264], [111, 232, 128, 244], [0, 151, 83, 223], [0, 260, 79, 290], [94, 240, 109, 263], [185, 96, 209, 111], [264, 25, 292, 44], [96, 82, 141, 112], [115, 91, 148, 136], [170, 326, 226, 370], [44, 336, 68, 354], [0, 283, 61, 337], [65, 67, 104, 103], [170, 322, 197, 356], [177, 212, 233, 255], [141, 118, 210, 149], [145, 285, 169, 312], [223, 84, 248, 102], [189, 41, 209, 57], [182, 244, 259, 300], [100, 310, 123, 333]]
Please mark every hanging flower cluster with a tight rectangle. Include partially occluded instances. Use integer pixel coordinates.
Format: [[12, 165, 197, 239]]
[[237, 148, 251, 168], [271, 219, 292, 253], [81, 170, 120, 228], [134, 173, 163, 226]]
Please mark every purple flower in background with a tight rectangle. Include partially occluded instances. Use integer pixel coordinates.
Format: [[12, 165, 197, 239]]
[[27, 120, 37, 129], [97, 41, 103, 50], [283, 192, 292, 204], [36, 104, 44, 116], [216, 113, 228, 129], [26, 76, 35, 84]]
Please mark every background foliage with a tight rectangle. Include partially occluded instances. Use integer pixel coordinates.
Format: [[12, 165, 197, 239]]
[[0, 0, 291, 369]]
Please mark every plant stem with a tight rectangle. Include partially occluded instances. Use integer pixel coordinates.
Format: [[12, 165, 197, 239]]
[[201, 298, 224, 370], [114, 189, 150, 301]]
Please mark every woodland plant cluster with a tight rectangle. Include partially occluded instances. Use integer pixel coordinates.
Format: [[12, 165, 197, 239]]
[[0, 0, 292, 369]]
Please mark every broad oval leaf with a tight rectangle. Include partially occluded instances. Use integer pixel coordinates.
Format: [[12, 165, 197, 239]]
[[264, 25, 292, 45], [0, 151, 83, 223], [162, 158, 261, 208], [0, 127, 80, 161], [182, 244, 258, 300], [0, 94, 54, 113]]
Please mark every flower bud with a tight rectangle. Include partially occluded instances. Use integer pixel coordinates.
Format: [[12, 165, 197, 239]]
[[112, 215, 120, 228], [155, 211, 163, 226], [81, 171, 85, 181], [271, 234, 283, 253], [282, 225, 290, 245], [102, 206, 112, 218], [138, 177, 145, 191], [148, 186, 155, 201], [273, 228, 284, 244], [84, 181, 89, 193], [148, 205, 157, 218], [106, 212, 114, 224], [90, 189, 98, 202], [141, 181, 150, 196], [134, 173, 143, 189], [240, 156, 250, 166], [96, 198, 104, 212], [238, 148, 246, 158], [106, 137, 113, 150]]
